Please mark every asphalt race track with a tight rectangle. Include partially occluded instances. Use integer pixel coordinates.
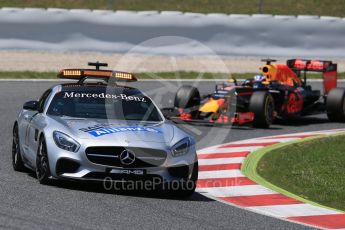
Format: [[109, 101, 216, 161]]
[[1, 80, 345, 230]]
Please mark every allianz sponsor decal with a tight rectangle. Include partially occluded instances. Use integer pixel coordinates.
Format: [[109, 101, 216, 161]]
[[86, 126, 161, 137]]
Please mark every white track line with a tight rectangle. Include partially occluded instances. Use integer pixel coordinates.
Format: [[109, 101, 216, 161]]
[[197, 185, 278, 197], [198, 170, 244, 179], [248, 204, 340, 218], [314, 129, 345, 135], [198, 146, 261, 154], [260, 131, 320, 139], [198, 157, 245, 165], [232, 138, 298, 144]]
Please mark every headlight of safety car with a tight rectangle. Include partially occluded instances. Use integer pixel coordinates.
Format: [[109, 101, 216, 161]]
[[171, 137, 194, 157], [53, 131, 80, 152]]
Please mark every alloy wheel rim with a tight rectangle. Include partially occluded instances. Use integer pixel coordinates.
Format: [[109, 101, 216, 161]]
[[36, 142, 48, 180], [12, 130, 19, 164]]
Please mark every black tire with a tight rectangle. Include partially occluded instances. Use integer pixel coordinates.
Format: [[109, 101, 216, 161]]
[[36, 137, 51, 185], [249, 91, 275, 128], [174, 85, 200, 109], [171, 161, 198, 198], [12, 124, 26, 172], [327, 88, 345, 122]]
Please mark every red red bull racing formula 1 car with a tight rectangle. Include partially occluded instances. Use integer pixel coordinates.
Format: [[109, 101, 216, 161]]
[[162, 59, 345, 128]]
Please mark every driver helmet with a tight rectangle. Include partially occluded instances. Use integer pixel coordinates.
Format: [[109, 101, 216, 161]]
[[243, 79, 253, 86], [254, 74, 265, 82]]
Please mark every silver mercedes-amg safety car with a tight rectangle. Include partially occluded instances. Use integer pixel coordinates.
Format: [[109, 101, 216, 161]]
[[12, 62, 198, 197]]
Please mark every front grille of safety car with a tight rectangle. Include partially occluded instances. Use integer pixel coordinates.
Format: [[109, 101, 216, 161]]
[[85, 146, 167, 168]]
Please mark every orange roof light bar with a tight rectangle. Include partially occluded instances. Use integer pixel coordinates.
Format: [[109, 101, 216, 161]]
[[57, 69, 137, 82], [57, 61, 137, 82]]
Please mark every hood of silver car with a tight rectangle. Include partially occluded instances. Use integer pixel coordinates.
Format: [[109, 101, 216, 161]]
[[51, 117, 174, 144]]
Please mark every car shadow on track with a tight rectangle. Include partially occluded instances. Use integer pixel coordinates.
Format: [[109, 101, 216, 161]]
[[178, 123, 282, 132], [26, 172, 214, 202], [274, 116, 330, 126], [52, 180, 213, 202], [179, 117, 332, 130]]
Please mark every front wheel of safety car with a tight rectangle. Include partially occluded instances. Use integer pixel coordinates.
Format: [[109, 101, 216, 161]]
[[168, 162, 198, 198], [36, 137, 52, 185], [12, 124, 26, 172]]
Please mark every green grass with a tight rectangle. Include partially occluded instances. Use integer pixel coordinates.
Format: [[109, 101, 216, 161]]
[[0, 71, 345, 80], [257, 135, 345, 211], [1, 0, 345, 17]]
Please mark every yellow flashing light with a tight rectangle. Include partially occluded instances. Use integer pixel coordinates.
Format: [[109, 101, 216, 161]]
[[63, 70, 81, 76], [115, 72, 135, 80]]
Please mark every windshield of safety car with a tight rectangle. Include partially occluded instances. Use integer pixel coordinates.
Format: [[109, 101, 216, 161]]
[[47, 86, 163, 122]]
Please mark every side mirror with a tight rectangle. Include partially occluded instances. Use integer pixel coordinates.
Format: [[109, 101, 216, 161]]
[[23, 101, 38, 111]]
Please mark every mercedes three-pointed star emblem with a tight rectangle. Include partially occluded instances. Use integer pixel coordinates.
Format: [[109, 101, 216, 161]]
[[119, 149, 136, 165]]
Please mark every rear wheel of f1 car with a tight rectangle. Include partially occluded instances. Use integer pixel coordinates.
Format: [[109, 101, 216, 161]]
[[327, 88, 345, 122], [36, 137, 51, 184], [12, 124, 26, 172], [174, 85, 200, 109], [250, 91, 275, 128], [169, 161, 198, 198]]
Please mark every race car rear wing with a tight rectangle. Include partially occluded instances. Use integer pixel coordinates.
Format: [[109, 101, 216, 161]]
[[57, 62, 137, 83], [287, 59, 337, 95], [287, 59, 337, 72]]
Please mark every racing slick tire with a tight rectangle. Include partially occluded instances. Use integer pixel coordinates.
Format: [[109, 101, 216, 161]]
[[12, 124, 26, 172], [36, 136, 52, 185], [326, 88, 345, 122], [249, 91, 275, 128], [174, 85, 200, 109], [168, 161, 198, 198]]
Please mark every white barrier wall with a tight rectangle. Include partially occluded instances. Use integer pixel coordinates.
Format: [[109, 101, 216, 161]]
[[0, 8, 345, 57]]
